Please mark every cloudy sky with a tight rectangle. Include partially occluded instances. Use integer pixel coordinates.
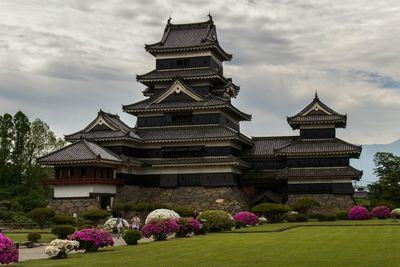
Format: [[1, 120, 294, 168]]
[[1, 0, 400, 145]]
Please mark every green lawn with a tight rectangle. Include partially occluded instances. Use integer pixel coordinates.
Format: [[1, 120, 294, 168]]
[[16, 223, 400, 267], [7, 233, 56, 243]]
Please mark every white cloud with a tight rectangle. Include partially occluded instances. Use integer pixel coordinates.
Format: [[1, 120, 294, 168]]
[[0, 0, 400, 144]]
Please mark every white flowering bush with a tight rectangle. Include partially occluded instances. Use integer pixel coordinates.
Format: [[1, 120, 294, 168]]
[[45, 239, 79, 259], [258, 216, 268, 225], [145, 209, 180, 224], [391, 208, 400, 218], [104, 218, 129, 230]]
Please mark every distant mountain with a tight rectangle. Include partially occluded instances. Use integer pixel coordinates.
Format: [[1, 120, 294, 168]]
[[351, 139, 400, 185]]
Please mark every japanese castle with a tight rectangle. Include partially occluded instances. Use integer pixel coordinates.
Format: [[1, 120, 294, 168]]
[[39, 16, 362, 214]]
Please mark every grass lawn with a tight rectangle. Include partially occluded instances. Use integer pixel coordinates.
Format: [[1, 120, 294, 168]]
[[16, 223, 400, 267], [233, 218, 400, 232], [7, 233, 56, 243]]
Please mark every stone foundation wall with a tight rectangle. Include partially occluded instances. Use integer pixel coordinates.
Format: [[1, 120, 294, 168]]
[[47, 198, 100, 215], [287, 194, 355, 213], [115, 186, 249, 213]]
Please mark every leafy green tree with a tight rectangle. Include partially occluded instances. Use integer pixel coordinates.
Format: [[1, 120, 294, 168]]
[[29, 207, 56, 229], [12, 111, 31, 184], [0, 114, 14, 185], [368, 152, 400, 204]]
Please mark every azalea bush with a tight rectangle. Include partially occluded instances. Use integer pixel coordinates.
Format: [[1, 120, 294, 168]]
[[197, 210, 234, 232], [141, 219, 179, 241], [391, 208, 400, 218], [145, 209, 180, 224], [69, 228, 114, 252], [0, 233, 19, 265], [371, 206, 391, 219], [258, 216, 268, 225], [348, 206, 370, 220], [175, 217, 201, 237], [45, 239, 79, 259], [233, 211, 258, 227]]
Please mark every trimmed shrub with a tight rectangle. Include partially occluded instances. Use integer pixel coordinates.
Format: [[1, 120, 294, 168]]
[[197, 210, 234, 232], [291, 198, 320, 217], [286, 213, 308, 223], [51, 225, 76, 239], [69, 228, 114, 252], [123, 229, 141, 245], [336, 210, 349, 220], [52, 214, 75, 225], [175, 217, 201, 237], [29, 208, 56, 229], [355, 198, 371, 208], [391, 208, 400, 218], [371, 206, 391, 219], [308, 212, 322, 219], [27, 232, 41, 243], [81, 208, 110, 227], [348, 206, 370, 220], [317, 214, 336, 221], [145, 209, 180, 224], [173, 207, 195, 218], [0, 233, 19, 264], [233, 211, 258, 227], [252, 203, 290, 223], [141, 219, 179, 241]]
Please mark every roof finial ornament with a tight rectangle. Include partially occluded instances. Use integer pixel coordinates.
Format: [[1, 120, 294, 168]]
[[167, 16, 172, 25], [208, 12, 213, 22], [314, 90, 319, 100]]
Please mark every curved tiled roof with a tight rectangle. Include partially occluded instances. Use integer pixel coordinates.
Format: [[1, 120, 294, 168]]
[[140, 156, 250, 168], [136, 68, 223, 83], [65, 110, 141, 142], [287, 94, 347, 129], [38, 139, 122, 165], [242, 136, 296, 158], [279, 166, 362, 180], [274, 138, 361, 157], [145, 16, 232, 61]]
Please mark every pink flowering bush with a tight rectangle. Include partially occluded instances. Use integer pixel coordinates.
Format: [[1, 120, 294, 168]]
[[141, 219, 179, 241], [233, 211, 258, 227], [69, 228, 113, 252], [348, 206, 370, 220], [174, 218, 201, 237], [0, 233, 19, 265], [371, 206, 391, 219]]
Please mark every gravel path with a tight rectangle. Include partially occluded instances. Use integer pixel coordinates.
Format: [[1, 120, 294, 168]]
[[18, 237, 132, 262]]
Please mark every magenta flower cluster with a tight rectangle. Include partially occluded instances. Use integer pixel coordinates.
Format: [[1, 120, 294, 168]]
[[174, 217, 201, 237], [69, 228, 113, 252], [233, 211, 259, 226], [0, 233, 18, 265], [141, 219, 179, 241], [371, 206, 391, 219], [348, 206, 370, 220]]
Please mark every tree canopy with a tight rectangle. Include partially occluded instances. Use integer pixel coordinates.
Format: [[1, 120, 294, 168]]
[[0, 111, 65, 212], [367, 152, 400, 204]]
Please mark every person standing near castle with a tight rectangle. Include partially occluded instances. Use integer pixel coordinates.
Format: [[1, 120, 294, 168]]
[[131, 214, 141, 230]]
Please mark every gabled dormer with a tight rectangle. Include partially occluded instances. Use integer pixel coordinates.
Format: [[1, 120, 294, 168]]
[[287, 93, 347, 139], [65, 110, 142, 142]]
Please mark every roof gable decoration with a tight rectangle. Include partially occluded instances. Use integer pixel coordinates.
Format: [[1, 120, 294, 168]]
[[150, 79, 205, 105], [84, 113, 118, 132], [302, 102, 332, 116]]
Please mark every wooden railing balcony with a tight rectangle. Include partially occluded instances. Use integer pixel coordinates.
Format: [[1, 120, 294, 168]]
[[46, 177, 124, 185]]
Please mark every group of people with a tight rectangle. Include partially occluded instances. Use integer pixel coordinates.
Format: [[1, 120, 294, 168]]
[[115, 214, 141, 238]]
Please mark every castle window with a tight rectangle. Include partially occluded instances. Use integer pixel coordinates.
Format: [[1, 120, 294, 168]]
[[81, 167, 86, 177], [169, 112, 193, 124], [177, 59, 189, 66], [68, 168, 74, 177]]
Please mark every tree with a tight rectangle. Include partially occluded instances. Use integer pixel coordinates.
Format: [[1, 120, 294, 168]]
[[12, 111, 31, 184], [29, 208, 56, 229], [291, 197, 320, 218], [367, 152, 400, 204], [0, 114, 14, 185], [81, 208, 111, 227]]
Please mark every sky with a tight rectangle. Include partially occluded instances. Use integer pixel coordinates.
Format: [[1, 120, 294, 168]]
[[1, 0, 400, 145]]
